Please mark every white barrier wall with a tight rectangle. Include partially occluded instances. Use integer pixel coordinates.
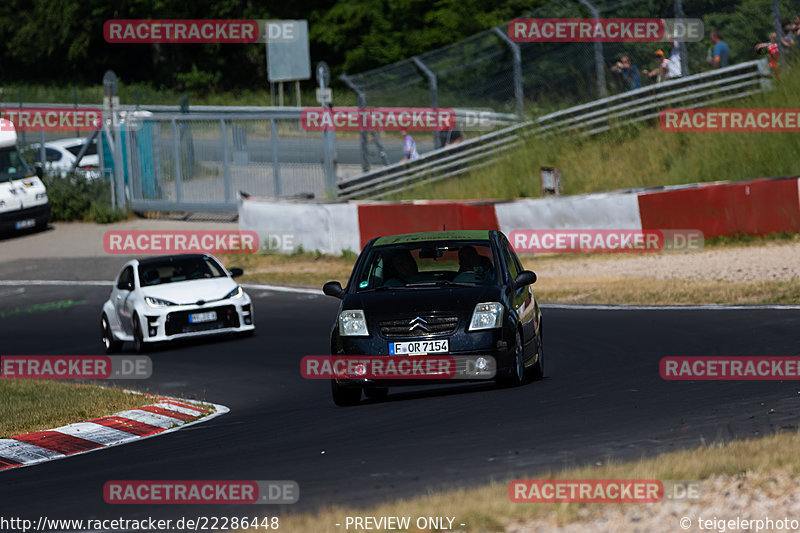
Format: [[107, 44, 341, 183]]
[[494, 192, 643, 233], [238, 198, 360, 254]]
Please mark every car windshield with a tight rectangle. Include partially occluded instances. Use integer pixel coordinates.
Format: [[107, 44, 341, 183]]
[[65, 140, 97, 157], [0, 146, 33, 183], [355, 240, 496, 290], [138, 256, 227, 287]]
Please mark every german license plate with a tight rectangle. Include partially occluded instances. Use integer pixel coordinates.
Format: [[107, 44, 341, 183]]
[[15, 219, 35, 230], [390, 340, 448, 355], [189, 311, 217, 323]]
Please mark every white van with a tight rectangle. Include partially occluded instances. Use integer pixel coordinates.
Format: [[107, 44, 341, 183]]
[[0, 119, 50, 233]]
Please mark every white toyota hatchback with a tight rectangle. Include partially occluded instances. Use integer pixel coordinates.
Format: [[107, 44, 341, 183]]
[[101, 254, 255, 353]]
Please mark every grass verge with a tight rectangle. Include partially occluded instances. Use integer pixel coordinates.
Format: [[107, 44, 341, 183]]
[[245, 429, 800, 532], [0, 381, 153, 438]]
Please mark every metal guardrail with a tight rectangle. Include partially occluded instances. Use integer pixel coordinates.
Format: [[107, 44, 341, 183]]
[[337, 59, 772, 200]]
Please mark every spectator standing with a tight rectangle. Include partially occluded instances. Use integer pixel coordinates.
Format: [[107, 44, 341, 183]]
[[610, 56, 641, 90], [643, 50, 671, 82], [400, 129, 420, 162], [755, 33, 781, 80], [707, 30, 730, 68]]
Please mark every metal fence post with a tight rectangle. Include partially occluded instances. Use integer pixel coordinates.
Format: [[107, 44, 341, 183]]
[[340, 74, 371, 172], [492, 27, 525, 120], [773, 0, 787, 70], [411, 57, 441, 148], [340, 74, 389, 168], [220, 119, 232, 203], [577, 0, 607, 98], [270, 119, 281, 197], [171, 119, 183, 203], [674, 0, 689, 76]]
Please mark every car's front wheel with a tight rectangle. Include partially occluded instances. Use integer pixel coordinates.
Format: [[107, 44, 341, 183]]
[[497, 329, 525, 387], [132, 314, 147, 354], [101, 314, 122, 354], [331, 380, 362, 406], [530, 324, 544, 381]]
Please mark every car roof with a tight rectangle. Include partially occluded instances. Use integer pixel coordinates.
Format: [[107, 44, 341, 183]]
[[46, 137, 96, 148], [136, 254, 215, 267], [372, 230, 492, 246]]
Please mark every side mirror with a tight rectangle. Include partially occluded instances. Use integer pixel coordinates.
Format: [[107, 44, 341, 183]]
[[323, 280, 345, 299], [35, 165, 43, 179], [513, 270, 537, 289], [229, 267, 244, 278]]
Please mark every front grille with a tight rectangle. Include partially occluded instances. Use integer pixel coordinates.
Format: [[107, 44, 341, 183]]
[[379, 314, 459, 337], [165, 305, 239, 336]]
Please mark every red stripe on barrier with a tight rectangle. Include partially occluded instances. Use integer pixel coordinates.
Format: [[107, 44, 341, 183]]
[[358, 201, 500, 248], [638, 177, 800, 238], [155, 399, 211, 413], [12, 431, 102, 455], [138, 405, 197, 421], [88, 416, 165, 437], [0, 456, 23, 470]]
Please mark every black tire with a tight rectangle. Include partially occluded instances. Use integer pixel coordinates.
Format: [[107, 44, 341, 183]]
[[530, 324, 544, 381], [331, 380, 362, 406], [101, 314, 122, 354], [238, 330, 255, 338], [497, 329, 525, 387], [132, 314, 147, 354], [364, 387, 389, 401]]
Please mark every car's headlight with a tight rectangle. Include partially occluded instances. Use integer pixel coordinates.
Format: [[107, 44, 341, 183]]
[[145, 296, 177, 308], [338, 309, 369, 336], [35, 192, 47, 200], [468, 302, 504, 331], [224, 286, 243, 299]]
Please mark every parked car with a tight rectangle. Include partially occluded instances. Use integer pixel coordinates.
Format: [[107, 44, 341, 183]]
[[29, 137, 101, 179], [101, 254, 255, 353], [322, 230, 543, 406], [0, 119, 50, 234]]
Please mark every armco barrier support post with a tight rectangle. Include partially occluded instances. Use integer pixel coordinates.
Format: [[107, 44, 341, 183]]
[[220, 119, 232, 203], [171, 119, 183, 203], [411, 57, 441, 149], [271, 119, 281, 197], [492, 28, 525, 120]]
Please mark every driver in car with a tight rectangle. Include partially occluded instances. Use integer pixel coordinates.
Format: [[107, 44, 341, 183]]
[[383, 250, 425, 286]]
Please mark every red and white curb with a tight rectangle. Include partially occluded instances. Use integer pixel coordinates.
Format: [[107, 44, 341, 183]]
[[0, 394, 228, 472]]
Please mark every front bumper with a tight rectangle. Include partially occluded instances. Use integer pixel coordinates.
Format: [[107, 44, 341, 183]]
[[140, 300, 254, 343], [0, 203, 50, 233], [333, 328, 512, 387]]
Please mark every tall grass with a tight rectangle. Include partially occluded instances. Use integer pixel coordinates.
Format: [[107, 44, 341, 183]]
[[393, 64, 800, 201]]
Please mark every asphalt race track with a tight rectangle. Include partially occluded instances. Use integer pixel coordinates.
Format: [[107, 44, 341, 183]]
[[1, 282, 800, 523]]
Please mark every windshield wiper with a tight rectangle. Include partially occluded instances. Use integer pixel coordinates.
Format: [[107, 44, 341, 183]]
[[403, 280, 477, 288]]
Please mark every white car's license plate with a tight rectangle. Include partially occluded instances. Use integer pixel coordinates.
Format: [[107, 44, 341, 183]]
[[390, 340, 449, 355], [189, 311, 217, 323], [15, 219, 35, 230]]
